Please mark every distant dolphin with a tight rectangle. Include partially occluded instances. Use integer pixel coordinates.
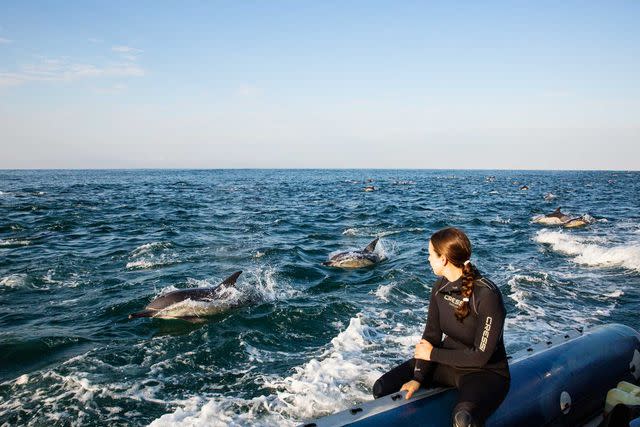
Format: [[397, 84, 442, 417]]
[[322, 238, 385, 268], [129, 271, 245, 322], [533, 207, 572, 225]]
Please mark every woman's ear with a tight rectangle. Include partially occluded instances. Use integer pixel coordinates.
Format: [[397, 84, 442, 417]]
[[440, 255, 448, 266]]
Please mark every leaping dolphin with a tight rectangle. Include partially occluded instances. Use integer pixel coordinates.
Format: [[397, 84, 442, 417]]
[[533, 207, 572, 225], [562, 216, 592, 228], [533, 208, 592, 228], [129, 271, 245, 322], [322, 238, 385, 269]]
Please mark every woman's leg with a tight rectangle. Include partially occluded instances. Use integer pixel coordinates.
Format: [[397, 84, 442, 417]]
[[452, 371, 510, 427], [372, 358, 423, 398]]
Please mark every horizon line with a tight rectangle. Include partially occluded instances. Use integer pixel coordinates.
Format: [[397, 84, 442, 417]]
[[0, 167, 638, 172]]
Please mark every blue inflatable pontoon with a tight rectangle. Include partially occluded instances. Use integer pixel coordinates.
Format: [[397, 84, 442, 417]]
[[302, 323, 640, 427]]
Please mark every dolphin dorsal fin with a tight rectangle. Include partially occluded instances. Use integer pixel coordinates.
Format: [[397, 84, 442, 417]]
[[363, 238, 379, 253], [555, 207, 562, 213], [220, 271, 242, 288]]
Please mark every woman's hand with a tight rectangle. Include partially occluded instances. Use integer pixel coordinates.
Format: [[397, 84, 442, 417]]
[[414, 339, 433, 361], [400, 380, 421, 400]]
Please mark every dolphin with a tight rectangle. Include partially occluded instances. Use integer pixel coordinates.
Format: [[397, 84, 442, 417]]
[[129, 271, 245, 322], [533, 207, 572, 225], [563, 216, 592, 228], [322, 238, 385, 268]]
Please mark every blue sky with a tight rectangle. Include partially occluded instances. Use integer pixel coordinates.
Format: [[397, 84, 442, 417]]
[[1, 1, 638, 169]]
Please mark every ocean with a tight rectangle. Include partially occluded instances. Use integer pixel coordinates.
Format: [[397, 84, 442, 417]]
[[1, 169, 639, 426]]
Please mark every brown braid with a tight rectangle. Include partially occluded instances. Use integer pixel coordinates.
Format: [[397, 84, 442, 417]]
[[430, 227, 479, 322]]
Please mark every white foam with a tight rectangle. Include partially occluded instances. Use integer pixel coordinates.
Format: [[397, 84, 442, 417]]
[[506, 275, 547, 318], [603, 289, 624, 298], [373, 283, 394, 302], [534, 230, 640, 272], [0, 274, 27, 288], [150, 313, 394, 426], [15, 374, 29, 385], [126, 242, 177, 269], [131, 242, 171, 257], [0, 239, 31, 247], [492, 215, 511, 224], [342, 228, 358, 236], [126, 259, 165, 270]]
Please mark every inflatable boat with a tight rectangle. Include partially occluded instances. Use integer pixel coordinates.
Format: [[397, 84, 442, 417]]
[[302, 323, 640, 426]]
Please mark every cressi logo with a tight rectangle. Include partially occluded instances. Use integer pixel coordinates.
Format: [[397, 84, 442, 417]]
[[479, 317, 493, 351]]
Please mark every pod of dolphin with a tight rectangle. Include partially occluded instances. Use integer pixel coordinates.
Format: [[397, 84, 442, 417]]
[[129, 238, 385, 322], [129, 181, 594, 323]]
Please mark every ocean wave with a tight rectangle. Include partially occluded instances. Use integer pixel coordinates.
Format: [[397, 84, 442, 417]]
[[342, 227, 424, 237], [131, 242, 172, 257], [126, 259, 176, 270], [0, 239, 31, 247], [126, 242, 177, 270], [150, 314, 384, 426], [491, 215, 511, 225], [373, 283, 394, 302], [0, 350, 197, 427], [534, 230, 640, 272]]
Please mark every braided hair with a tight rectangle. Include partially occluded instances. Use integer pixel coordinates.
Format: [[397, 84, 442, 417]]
[[430, 227, 479, 322]]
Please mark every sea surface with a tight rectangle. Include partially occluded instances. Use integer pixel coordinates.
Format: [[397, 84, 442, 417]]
[[1, 169, 639, 426]]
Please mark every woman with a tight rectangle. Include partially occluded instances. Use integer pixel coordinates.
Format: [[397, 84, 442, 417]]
[[373, 227, 510, 427]]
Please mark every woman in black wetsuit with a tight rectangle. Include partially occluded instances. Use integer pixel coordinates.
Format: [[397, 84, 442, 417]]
[[373, 227, 510, 427]]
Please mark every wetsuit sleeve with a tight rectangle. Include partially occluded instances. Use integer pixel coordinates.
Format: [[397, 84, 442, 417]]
[[413, 281, 443, 383], [429, 290, 505, 368], [421, 282, 443, 345]]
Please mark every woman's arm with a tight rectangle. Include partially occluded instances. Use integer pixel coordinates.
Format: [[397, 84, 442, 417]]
[[429, 290, 505, 368], [413, 281, 443, 382]]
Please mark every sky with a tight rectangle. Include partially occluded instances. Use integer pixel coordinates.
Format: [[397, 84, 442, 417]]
[[0, 1, 639, 169]]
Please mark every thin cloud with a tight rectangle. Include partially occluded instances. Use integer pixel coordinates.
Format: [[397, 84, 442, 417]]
[[111, 45, 142, 54], [88, 38, 102, 43], [0, 37, 12, 44], [0, 57, 145, 88]]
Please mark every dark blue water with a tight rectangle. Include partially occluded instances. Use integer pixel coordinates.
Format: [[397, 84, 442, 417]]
[[1, 170, 638, 426]]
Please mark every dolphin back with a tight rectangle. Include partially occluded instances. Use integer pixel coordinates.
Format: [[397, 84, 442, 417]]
[[547, 207, 564, 218]]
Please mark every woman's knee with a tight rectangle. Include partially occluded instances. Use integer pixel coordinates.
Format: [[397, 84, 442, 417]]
[[452, 408, 480, 427]]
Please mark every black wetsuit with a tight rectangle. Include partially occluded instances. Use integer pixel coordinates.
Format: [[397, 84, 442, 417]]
[[373, 275, 510, 426]]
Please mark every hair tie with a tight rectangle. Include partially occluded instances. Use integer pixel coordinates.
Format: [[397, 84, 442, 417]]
[[462, 297, 469, 302], [463, 260, 471, 266]]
